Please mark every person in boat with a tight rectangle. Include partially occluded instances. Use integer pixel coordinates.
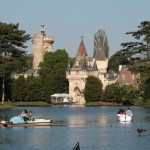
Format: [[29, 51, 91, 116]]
[[118, 109, 126, 115], [27, 110, 34, 121], [117, 109, 122, 114], [126, 108, 133, 116], [20, 109, 28, 121]]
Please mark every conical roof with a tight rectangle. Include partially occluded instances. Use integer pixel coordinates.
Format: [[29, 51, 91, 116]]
[[72, 38, 93, 70], [76, 38, 88, 57]]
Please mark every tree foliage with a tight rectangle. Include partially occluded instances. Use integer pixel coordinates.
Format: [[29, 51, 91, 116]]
[[108, 51, 130, 71], [0, 22, 30, 104], [102, 83, 139, 105], [120, 21, 150, 75], [0, 22, 31, 76], [38, 49, 69, 102], [101, 83, 125, 103], [143, 77, 150, 100], [84, 76, 103, 102], [94, 29, 109, 57], [12, 76, 26, 102]]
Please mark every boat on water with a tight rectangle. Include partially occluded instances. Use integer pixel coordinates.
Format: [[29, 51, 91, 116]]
[[0, 116, 52, 127], [117, 108, 133, 122], [51, 93, 78, 105], [117, 114, 133, 122]]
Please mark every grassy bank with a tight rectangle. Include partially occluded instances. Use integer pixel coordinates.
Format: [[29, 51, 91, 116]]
[[0, 100, 149, 109], [12, 101, 51, 107], [0, 103, 16, 110], [86, 101, 122, 106], [0, 101, 50, 110]]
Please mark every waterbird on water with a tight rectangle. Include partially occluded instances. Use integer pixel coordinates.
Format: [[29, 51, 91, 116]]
[[137, 128, 147, 134]]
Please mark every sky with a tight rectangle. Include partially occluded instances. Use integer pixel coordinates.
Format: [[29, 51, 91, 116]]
[[0, 0, 150, 57]]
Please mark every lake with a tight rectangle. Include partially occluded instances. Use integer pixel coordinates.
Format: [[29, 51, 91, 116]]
[[0, 106, 150, 150]]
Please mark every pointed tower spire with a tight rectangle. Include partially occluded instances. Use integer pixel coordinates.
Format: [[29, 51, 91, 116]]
[[72, 37, 88, 70]]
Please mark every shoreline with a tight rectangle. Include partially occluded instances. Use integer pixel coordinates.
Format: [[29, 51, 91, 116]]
[[1, 101, 150, 109]]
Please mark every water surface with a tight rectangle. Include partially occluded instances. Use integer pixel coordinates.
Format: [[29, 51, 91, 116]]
[[0, 106, 150, 150]]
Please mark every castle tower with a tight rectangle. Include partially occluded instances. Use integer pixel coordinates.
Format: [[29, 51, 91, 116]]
[[66, 37, 95, 104], [32, 25, 54, 69]]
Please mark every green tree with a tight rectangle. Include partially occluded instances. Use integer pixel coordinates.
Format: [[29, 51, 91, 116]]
[[122, 85, 139, 105], [25, 76, 42, 101], [12, 76, 26, 102], [26, 54, 33, 69], [38, 49, 69, 101], [121, 21, 150, 75], [84, 76, 103, 102], [94, 29, 109, 57], [0, 22, 30, 104], [143, 77, 150, 100], [108, 51, 130, 71], [101, 83, 125, 103]]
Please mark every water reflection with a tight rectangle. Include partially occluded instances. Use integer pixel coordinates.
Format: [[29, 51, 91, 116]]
[[0, 138, 14, 144], [97, 116, 109, 125], [68, 116, 86, 127], [68, 115, 109, 127]]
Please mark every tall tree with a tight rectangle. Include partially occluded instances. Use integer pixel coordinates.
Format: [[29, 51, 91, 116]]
[[94, 29, 109, 57], [38, 49, 69, 101], [84, 76, 103, 102], [12, 76, 26, 102], [121, 21, 150, 75], [108, 51, 130, 71], [143, 78, 150, 100], [0, 22, 30, 104]]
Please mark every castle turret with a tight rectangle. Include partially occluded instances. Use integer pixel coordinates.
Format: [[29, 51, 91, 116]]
[[32, 25, 54, 70]]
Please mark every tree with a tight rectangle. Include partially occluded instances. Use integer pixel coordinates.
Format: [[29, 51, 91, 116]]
[[12, 76, 26, 102], [143, 78, 150, 100], [84, 76, 103, 102], [26, 54, 33, 69], [121, 85, 139, 105], [121, 21, 150, 75], [25, 76, 42, 101], [101, 83, 125, 103], [38, 49, 69, 101], [108, 51, 130, 71], [0, 22, 30, 104], [94, 29, 109, 57]]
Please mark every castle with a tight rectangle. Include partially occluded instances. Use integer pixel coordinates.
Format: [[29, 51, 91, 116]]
[[13, 27, 139, 104], [66, 37, 117, 104]]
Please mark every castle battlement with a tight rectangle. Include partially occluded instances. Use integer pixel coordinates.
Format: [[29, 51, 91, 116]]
[[43, 36, 54, 44]]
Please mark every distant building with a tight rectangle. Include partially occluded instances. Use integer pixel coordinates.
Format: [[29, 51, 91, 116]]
[[116, 65, 139, 85]]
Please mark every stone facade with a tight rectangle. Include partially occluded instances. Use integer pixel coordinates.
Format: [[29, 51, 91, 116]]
[[32, 25, 54, 70]]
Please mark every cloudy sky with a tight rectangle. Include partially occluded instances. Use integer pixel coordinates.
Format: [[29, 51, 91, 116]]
[[0, 0, 150, 57]]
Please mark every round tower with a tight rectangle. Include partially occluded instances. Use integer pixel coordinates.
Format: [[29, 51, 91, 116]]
[[32, 32, 44, 70], [32, 25, 54, 70]]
